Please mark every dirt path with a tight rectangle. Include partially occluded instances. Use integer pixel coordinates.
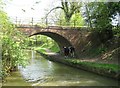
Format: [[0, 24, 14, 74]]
[[45, 50, 118, 65]]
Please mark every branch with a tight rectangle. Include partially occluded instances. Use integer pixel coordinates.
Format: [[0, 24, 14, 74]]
[[61, 1, 67, 13], [70, 5, 81, 16], [46, 6, 63, 17], [65, 2, 69, 12]]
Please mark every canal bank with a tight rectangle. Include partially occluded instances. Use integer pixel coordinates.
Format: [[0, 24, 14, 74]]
[[2, 71, 30, 86], [3, 50, 119, 86], [37, 51, 120, 81]]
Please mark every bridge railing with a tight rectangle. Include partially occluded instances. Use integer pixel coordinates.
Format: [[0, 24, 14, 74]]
[[10, 17, 87, 28]]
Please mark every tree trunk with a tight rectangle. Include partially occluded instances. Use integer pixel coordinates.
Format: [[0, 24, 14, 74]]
[[85, 4, 93, 29]]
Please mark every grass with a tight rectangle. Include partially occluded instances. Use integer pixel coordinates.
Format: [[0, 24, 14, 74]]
[[34, 47, 46, 54], [49, 45, 60, 52], [65, 59, 120, 72], [32, 44, 60, 54]]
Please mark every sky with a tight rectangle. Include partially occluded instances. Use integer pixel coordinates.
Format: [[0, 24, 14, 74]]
[[3, 0, 120, 25], [3, 0, 60, 24], [4, 0, 119, 18]]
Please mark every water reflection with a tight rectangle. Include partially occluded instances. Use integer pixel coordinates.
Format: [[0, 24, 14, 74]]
[[31, 50, 35, 64], [19, 50, 119, 86]]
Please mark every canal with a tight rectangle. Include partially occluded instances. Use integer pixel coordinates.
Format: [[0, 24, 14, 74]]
[[3, 50, 119, 86]]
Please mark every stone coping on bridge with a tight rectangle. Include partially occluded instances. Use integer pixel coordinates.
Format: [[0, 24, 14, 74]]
[[16, 25, 89, 31]]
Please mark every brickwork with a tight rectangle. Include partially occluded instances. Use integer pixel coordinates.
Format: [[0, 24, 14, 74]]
[[17, 26, 90, 57]]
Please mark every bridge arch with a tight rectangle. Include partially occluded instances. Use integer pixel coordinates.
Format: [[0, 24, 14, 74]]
[[30, 32, 73, 54], [17, 26, 89, 57]]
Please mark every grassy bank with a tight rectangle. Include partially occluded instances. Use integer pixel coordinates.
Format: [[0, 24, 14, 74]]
[[29, 44, 60, 54], [65, 59, 120, 73], [64, 59, 120, 80], [38, 51, 120, 80]]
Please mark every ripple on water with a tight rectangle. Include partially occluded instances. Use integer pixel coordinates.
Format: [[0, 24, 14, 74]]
[[18, 51, 119, 86]]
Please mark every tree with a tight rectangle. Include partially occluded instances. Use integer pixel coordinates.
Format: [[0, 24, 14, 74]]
[[106, 2, 120, 37], [46, 0, 82, 25], [84, 2, 120, 42], [70, 12, 85, 27], [83, 2, 94, 28], [0, 0, 29, 78]]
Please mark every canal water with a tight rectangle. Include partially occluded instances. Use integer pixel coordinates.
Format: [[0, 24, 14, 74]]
[[3, 50, 119, 86]]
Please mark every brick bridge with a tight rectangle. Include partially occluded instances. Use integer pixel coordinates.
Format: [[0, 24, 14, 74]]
[[17, 25, 90, 57]]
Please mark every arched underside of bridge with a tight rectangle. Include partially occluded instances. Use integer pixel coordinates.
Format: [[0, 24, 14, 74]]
[[30, 32, 73, 53]]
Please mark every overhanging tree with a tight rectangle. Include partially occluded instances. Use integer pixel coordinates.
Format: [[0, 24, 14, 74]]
[[84, 2, 120, 43], [0, 0, 29, 78], [46, 0, 82, 25]]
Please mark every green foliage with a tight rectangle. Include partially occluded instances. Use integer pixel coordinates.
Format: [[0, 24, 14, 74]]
[[47, 1, 82, 26], [65, 59, 120, 72], [61, 1, 82, 25], [49, 42, 60, 52], [70, 13, 85, 27], [0, 4, 29, 78], [55, 11, 85, 27], [34, 47, 46, 54], [84, 2, 120, 40], [112, 26, 120, 37], [55, 10, 67, 26], [29, 35, 60, 53], [91, 2, 112, 30]]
